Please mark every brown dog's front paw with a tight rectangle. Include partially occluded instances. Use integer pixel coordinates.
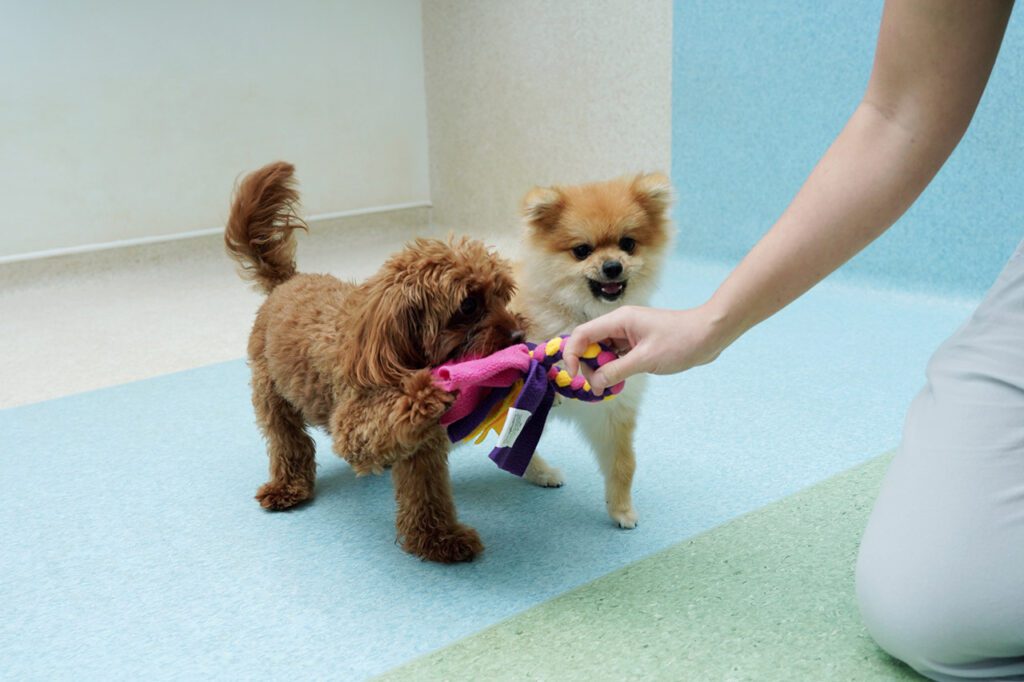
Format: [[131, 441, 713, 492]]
[[255, 481, 313, 510], [403, 523, 484, 563], [400, 369, 455, 425]]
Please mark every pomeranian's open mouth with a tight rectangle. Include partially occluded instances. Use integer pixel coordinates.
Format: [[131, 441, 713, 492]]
[[588, 278, 628, 302]]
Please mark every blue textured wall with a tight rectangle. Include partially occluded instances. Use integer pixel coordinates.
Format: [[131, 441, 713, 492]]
[[672, 1, 1024, 297]]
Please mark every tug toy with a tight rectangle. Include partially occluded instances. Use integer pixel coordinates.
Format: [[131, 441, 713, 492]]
[[431, 335, 624, 476]]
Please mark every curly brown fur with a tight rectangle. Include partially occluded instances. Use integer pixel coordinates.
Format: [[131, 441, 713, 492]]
[[228, 162, 525, 563], [225, 161, 307, 294]]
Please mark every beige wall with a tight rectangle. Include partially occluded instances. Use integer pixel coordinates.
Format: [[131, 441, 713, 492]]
[[0, 0, 429, 260], [421, 0, 673, 238], [1, 1, 671, 260]]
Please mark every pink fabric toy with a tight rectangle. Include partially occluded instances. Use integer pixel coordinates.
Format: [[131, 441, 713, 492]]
[[432, 336, 623, 476]]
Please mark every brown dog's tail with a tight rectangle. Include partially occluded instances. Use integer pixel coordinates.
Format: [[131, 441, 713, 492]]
[[225, 161, 307, 294]]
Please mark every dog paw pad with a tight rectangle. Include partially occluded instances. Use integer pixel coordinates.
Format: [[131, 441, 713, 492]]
[[524, 463, 566, 488], [255, 482, 312, 510], [609, 506, 638, 529], [405, 524, 483, 563]]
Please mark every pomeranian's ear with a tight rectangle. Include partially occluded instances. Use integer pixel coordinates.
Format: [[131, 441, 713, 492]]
[[632, 172, 674, 218], [522, 186, 565, 231]]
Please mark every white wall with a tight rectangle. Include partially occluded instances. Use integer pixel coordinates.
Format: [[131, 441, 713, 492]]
[[422, 0, 672, 238], [0, 0, 429, 260]]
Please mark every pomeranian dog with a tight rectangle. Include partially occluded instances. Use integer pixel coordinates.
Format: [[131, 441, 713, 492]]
[[225, 161, 524, 562], [512, 172, 673, 528]]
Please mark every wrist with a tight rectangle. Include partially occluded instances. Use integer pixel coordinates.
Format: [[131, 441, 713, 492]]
[[697, 297, 745, 355]]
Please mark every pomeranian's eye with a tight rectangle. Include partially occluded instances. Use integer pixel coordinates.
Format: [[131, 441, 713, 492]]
[[619, 237, 637, 254], [571, 244, 593, 260]]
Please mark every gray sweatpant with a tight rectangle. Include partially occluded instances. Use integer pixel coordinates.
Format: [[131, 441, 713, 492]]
[[856, 242, 1024, 681]]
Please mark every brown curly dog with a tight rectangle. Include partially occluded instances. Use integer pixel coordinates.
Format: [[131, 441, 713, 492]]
[[225, 162, 524, 562]]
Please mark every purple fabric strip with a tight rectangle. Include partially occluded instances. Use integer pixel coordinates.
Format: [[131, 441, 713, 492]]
[[487, 388, 554, 477], [441, 337, 622, 476], [487, 360, 553, 476]]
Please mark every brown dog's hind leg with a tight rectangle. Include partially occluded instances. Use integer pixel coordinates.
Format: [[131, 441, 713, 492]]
[[252, 376, 317, 510], [391, 445, 482, 563]]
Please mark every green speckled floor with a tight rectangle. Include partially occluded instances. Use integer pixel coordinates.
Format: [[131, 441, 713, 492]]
[[377, 453, 919, 681]]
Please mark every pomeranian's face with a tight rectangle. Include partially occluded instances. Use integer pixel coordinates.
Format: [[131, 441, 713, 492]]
[[520, 173, 673, 316]]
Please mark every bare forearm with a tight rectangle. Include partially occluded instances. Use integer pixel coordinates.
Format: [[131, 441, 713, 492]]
[[563, 1, 1013, 391], [706, 0, 1012, 347], [706, 101, 954, 342]]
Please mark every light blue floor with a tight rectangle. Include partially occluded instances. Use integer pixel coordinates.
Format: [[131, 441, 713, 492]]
[[1, 255, 976, 679]]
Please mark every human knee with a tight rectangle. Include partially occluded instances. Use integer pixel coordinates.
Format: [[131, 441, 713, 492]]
[[856, 546, 949, 673], [856, 535, 1023, 680]]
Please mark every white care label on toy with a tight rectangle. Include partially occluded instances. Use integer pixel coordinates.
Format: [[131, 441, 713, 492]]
[[496, 408, 531, 448]]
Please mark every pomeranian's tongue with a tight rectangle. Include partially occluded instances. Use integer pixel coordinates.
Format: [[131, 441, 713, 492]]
[[601, 282, 623, 294]]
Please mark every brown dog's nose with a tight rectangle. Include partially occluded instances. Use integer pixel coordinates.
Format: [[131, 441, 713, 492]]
[[510, 329, 525, 344]]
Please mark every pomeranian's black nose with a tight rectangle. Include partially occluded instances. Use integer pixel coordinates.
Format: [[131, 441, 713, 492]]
[[602, 260, 623, 279], [509, 329, 525, 344]]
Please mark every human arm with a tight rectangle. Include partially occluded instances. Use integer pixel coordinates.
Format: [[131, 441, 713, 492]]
[[565, 0, 1014, 393]]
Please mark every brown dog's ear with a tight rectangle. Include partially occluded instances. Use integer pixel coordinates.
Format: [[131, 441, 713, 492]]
[[522, 186, 565, 231], [632, 172, 673, 218], [342, 281, 424, 388]]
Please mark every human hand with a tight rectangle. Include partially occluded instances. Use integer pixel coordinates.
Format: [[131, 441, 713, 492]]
[[562, 304, 731, 394]]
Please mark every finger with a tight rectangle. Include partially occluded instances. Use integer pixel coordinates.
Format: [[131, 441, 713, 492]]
[[576, 361, 597, 384], [563, 309, 632, 376], [561, 333, 590, 377], [589, 349, 644, 394], [562, 346, 581, 378]]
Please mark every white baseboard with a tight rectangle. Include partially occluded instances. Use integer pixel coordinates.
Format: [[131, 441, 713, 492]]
[[0, 201, 432, 265]]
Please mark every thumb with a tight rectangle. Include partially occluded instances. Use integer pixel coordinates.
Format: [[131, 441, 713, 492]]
[[589, 348, 644, 394]]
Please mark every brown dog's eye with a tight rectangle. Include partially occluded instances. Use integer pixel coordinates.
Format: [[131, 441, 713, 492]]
[[459, 296, 479, 317], [451, 294, 482, 326], [619, 237, 636, 254], [571, 244, 593, 260]]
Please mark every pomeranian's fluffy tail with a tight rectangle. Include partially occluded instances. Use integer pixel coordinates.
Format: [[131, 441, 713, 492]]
[[225, 161, 306, 294]]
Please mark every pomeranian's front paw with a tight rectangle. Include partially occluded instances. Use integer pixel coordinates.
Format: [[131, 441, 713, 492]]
[[401, 369, 455, 425], [255, 481, 313, 510], [403, 523, 484, 563], [523, 455, 565, 488], [608, 503, 638, 529]]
